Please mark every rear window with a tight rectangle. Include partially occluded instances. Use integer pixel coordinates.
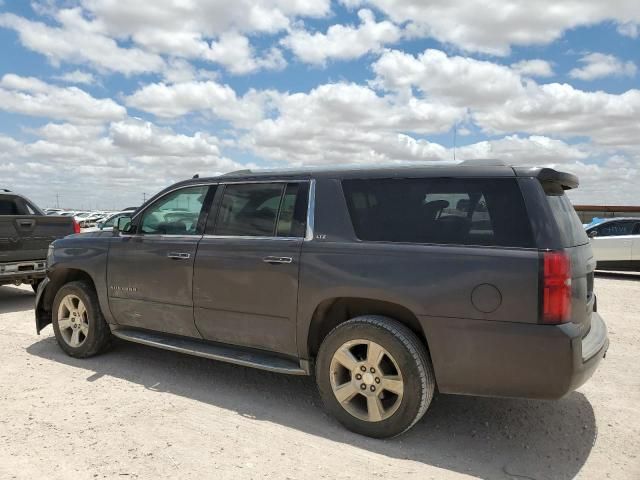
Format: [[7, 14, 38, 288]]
[[342, 177, 534, 247], [544, 183, 589, 247]]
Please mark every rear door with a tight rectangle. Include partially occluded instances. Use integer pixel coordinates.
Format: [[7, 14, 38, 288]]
[[107, 185, 212, 337], [193, 181, 309, 356]]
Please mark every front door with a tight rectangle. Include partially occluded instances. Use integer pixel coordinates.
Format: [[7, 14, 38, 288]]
[[107, 185, 211, 337], [193, 181, 309, 356]]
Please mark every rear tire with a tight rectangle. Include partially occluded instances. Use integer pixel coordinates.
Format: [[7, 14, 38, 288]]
[[316, 315, 435, 438], [52, 281, 111, 358]]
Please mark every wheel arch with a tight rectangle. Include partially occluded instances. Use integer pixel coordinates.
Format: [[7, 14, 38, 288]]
[[306, 297, 431, 360], [36, 268, 98, 334]]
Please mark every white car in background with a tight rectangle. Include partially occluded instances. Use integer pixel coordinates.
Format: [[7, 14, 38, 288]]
[[82, 211, 133, 232], [585, 217, 640, 271]]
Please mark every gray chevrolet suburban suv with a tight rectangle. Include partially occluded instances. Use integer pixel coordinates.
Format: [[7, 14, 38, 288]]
[[35, 163, 608, 438]]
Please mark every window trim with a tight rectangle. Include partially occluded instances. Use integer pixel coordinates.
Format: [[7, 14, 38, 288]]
[[341, 176, 534, 249], [206, 179, 314, 240], [124, 178, 315, 240]]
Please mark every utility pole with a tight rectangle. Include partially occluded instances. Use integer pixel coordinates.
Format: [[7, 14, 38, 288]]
[[143, 192, 147, 204], [56, 193, 60, 208]]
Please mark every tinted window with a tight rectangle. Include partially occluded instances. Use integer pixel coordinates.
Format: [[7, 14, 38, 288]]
[[140, 186, 208, 235], [342, 178, 533, 247], [0, 199, 19, 215], [594, 221, 635, 237], [277, 183, 308, 237], [212, 183, 308, 237], [214, 184, 283, 236], [544, 183, 589, 247]]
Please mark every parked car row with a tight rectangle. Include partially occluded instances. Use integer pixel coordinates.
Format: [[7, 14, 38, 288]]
[[43, 207, 138, 229]]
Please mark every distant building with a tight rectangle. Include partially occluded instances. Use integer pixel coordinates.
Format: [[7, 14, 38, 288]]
[[574, 205, 640, 224]]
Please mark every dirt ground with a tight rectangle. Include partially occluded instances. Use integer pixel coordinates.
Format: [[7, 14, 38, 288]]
[[0, 274, 638, 480]]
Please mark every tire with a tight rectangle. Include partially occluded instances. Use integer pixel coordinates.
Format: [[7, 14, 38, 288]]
[[316, 315, 435, 438], [52, 280, 111, 358]]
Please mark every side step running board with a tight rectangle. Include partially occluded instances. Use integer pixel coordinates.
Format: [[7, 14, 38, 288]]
[[111, 328, 309, 375]]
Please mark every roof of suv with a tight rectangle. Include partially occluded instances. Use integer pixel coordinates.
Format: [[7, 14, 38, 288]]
[[179, 160, 570, 184]]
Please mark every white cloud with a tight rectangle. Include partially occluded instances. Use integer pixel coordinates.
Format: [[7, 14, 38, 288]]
[[357, 0, 640, 55], [617, 22, 639, 38], [373, 49, 525, 107], [373, 49, 640, 149], [53, 70, 97, 85], [569, 52, 637, 81], [0, 74, 126, 123], [125, 80, 274, 129], [82, 0, 331, 38], [282, 9, 401, 65], [511, 59, 555, 78], [0, 119, 243, 208], [0, 10, 166, 75], [205, 32, 287, 74], [244, 82, 465, 164]]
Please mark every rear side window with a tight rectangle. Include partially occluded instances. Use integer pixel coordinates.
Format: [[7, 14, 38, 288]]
[[543, 183, 589, 247], [342, 177, 534, 247]]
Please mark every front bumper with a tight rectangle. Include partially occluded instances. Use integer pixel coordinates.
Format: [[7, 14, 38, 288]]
[[421, 312, 609, 399]]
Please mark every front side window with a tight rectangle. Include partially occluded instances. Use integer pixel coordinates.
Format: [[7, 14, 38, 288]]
[[139, 186, 209, 235], [342, 177, 534, 247], [212, 182, 308, 237]]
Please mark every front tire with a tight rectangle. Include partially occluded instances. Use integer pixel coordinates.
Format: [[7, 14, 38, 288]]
[[316, 315, 435, 438], [52, 281, 111, 358]]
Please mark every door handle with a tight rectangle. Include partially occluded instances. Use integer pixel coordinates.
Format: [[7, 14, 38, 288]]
[[263, 256, 293, 264], [167, 252, 191, 260], [16, 219, 35, 228]]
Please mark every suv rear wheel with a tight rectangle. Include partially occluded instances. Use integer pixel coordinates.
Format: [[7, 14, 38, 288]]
[[316, 315, 435, 438], [52, 281, 111, 358]]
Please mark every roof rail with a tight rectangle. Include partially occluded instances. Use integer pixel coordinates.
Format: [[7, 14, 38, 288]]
[[0, 188, 11, 192], [221, 169, 253, 176], [458, 159, 507, 167]]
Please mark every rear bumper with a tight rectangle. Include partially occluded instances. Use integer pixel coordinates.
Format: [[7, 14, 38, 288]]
[[0, 260, 46, 284], [421, 312, 609, 399]]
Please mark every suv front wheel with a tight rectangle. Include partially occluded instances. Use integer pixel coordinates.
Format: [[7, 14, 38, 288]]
[[52, 280, 111, 358], [316, 315, 435, 438]]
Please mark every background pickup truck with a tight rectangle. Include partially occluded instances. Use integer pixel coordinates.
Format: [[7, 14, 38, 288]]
[[0, 189, 77, 291]]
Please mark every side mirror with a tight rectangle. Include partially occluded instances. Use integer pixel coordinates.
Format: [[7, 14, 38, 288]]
[[114, 216, 133, 235], [96, 222, 104, 230], [588, 230, 598, 238]]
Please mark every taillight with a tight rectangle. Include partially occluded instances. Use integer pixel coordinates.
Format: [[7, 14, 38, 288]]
[[542, 251, 572, 324], [73, 219, 81, 234]]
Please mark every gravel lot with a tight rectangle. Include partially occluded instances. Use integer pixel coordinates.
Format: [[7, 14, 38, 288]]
[[0, 274, 638, 480]]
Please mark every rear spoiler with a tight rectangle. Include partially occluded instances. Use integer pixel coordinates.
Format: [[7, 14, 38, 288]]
[[513, 167, 579, 190]]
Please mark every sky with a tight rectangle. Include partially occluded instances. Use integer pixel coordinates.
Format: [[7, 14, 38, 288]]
[[0, 1, 638, 210]]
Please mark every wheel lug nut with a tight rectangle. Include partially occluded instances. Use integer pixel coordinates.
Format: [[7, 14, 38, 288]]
[[360, 366, 366, 372], [370, 367, 375, 373], [375, 377, 380, 384], [370, 386, 376, 392], [355, 374, 362, 380], [360, 384, 366, 390]]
